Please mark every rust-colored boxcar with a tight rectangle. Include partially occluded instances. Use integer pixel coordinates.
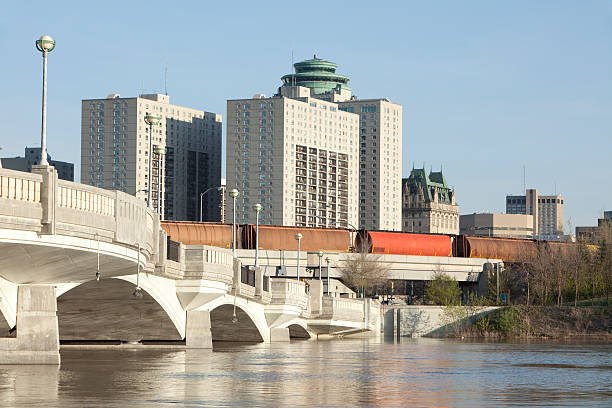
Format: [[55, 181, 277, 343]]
[[355, 231, 453, 256], [242, 224, 351, 252], [454, 235, 537, 262], [161, 221, 233, 248]]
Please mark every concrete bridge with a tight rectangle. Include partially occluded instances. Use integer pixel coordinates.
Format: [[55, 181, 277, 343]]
[[0, 166, 379, 364]]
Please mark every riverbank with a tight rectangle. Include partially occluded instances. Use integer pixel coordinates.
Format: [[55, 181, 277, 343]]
[[457, 305, 612, 340]]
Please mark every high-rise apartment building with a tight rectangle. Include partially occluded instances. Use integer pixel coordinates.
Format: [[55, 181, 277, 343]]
[[273, 55, 402, 231], [81, 94, 222, 221], [1, 147, 74, 181], [401, 168, 458, 234], [506, 188, 564, 240], [337, 99, 402, 231], [226, 94, 359, 228]]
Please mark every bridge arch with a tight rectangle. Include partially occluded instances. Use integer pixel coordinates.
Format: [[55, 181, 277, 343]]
[[277, 318, 312, 339], [199, 295, 270, 343], [56, 275, 185, 341]]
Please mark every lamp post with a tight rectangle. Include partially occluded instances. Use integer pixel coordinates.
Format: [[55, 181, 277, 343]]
[[317, 251, 324, 280], [325, 256, 331, 295], [144, 113, 161, 209], [295, 233, 302, 281], [200, 186, 221, 222], [153, 145, 166, 218], [252, 203, 262, 267], [229, 189, 239, 257], [36, 35, 56, 166]]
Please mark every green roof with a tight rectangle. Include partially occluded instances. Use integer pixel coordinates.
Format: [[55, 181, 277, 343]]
[[404, 168, 453, 204], [281, 55, 351, 94]]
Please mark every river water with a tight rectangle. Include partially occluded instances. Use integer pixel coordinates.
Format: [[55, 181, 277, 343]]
[[0, 339, 610, 407]]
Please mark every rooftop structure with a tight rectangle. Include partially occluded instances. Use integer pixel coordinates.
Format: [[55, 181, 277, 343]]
[[280, 55, 352, 102]]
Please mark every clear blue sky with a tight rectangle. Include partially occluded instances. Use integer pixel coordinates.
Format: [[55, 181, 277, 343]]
[[1, 1, 611, 229]]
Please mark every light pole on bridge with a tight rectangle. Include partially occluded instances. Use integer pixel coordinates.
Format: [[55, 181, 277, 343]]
[[252, 203, 262, 268], [295, 233, 302, 281], [36, 35, 55, 166], [229, 189, 239, 258]]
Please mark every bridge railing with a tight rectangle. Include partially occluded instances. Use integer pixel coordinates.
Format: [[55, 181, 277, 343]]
[[269, 278, 309, 313], [0, 169, 43, 231], [320, 296, 366, 322], [0, 167, 159, 257]]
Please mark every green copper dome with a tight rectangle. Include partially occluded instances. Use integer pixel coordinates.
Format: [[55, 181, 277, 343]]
[[281, 55, 351, 95]]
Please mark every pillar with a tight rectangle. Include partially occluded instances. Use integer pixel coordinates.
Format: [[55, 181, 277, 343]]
[[0, 285, 60, 365], [186, 310, 212, 349], [254, 266, 263, 298], [31, 165, 57, 235], [270, 327, 290, 342], [309, 279, 323, 315]]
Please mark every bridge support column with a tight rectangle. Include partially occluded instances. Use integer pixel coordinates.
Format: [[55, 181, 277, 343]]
[[270, 327, 290, 342], [0, 285, 60, 365], [186, 310, 212, 349]]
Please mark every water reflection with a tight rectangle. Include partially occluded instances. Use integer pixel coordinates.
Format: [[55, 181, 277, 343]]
[[0, 339, 610, 407]]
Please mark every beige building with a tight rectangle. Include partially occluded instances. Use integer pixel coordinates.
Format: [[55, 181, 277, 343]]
[[506, 188, 564, 240], [460, 213, 534, 239], [276, 55, 402, 231], [81, 94, 222, 221], [226, 93, 359, 228], [338, 99, 402, 231], [402, 168, 458, 234]]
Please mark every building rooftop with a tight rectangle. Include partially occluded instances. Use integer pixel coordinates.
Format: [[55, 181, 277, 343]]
[[280, 55, 351, 95], [403, 168, 454, 204]]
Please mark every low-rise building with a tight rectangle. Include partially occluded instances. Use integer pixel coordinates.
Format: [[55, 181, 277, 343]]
[[1, 147, 74, 181], [459, 213, 534, 239], [576, 213, 612, 243]]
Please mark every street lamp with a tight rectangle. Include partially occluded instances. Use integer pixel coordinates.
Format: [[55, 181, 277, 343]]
[[35, 35, 56, 166], [295, 233, 303, 281], [144, 113, 161, 209], [252, 203, 262, 267], [153, 145, 166, 218], [229, 189, 239, 257], [317, 251, 324, 280], [200, 186, 222, 222], [325, 256, 331, 295]]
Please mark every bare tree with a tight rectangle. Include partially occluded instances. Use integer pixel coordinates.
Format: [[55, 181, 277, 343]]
[[339, 236, 390, 298]]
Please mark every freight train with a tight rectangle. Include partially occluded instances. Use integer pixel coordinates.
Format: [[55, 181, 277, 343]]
[[161, 221, 575, 263]]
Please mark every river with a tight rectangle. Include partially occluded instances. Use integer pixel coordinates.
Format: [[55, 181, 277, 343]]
[[0, 338, 610, 407]]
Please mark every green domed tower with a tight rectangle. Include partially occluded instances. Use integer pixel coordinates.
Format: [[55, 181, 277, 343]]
[[280, 55, 352, 101]]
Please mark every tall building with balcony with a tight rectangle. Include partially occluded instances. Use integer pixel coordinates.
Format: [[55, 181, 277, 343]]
[[226, 94, 359, 228], [279, 55, 403, 231], [80, 94, 222, 221], [506, 188, 564, 240], [401, 168, 458, 234]]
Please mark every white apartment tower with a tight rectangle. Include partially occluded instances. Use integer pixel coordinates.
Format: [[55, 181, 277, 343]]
[[81, 94, 222, 221]]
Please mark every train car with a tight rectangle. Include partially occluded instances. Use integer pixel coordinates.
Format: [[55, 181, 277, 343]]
[[242, 224, 351, 252], [355, 230, 453, 256], [161, 221, 233, 248], [454, 235, 537, 262]]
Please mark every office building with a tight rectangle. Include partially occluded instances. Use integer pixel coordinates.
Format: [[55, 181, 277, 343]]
[[506, 188, 564, 240], [81, 94, 222, 221], [277, 55, 403, 230], [401, 167, 458, 234], [1, 147, 74, 181], [460, 213, 534, 239]]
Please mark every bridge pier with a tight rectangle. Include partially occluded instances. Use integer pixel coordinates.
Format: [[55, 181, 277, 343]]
[[0, 285, 60, 364], [186, 310, 212, 349], [270, 327, 290, 342]]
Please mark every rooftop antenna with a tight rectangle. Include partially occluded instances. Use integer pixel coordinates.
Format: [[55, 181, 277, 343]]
[[291, 49, 295, 87], [554, 181, 557, 195], [164, 66, 168, 96], [523, 165, 526, 193]]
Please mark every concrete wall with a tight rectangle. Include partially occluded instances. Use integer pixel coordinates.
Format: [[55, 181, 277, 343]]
[[382, 305, 499, 338]]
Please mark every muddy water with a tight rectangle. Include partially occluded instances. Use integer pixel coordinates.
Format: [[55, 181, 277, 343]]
[[0, 338, 610, 407]]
